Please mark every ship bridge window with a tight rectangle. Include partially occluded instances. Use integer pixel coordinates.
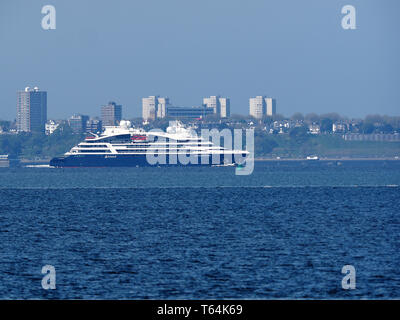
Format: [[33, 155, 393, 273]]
[[99, 134, 131, 144], [78, 150, 111, 153], [80, 144, 108, 148]]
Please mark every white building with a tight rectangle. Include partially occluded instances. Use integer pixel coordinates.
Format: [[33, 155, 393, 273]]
[[142, 96, 171, 120], [309, 123, 320, 135], [203, 96, 230, 118], [265, 98, 276, 117], [219, 97, 230, 118], [333, 123, 346, 133], [142, 96, 157, 121], [157, 97, 170, 119], [45, 120, 60, 135], [203, 96, 219, 115], [249, 96, 276, 119]]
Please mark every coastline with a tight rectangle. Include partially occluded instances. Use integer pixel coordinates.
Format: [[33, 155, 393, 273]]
[[15, 157, 400, 165], [255, 157, 400, 161]]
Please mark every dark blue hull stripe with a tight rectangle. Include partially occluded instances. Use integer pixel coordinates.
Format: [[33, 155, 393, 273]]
[[49, 154, 246, 167]]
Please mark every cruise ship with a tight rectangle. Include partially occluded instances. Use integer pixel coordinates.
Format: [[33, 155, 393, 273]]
[[49, 121, 249, 167]]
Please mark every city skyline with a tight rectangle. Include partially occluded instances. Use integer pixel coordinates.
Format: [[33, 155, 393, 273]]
[[7, 85, 400, 139], [1, 1, 399, 121], [10, 86, 400, 128]]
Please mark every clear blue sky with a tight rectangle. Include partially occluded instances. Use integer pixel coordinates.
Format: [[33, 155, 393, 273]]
[[0, 0, 399, 120]]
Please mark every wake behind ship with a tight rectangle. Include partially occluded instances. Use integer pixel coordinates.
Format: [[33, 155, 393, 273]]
[[49, 121, 249, 167]]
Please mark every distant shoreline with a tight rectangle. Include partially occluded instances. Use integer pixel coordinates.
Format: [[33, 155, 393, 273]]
[[16, 157, 400, 165], [255, 157, 400, 161]]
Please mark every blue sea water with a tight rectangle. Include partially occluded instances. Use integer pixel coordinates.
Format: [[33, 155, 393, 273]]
[[0, 160, 399, 299]]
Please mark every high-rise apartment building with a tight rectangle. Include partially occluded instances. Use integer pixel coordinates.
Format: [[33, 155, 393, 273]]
[[203, 96, 220, 115], [202, 96, 230, 118], [69, 114, 89, 134], [249, 96, 276, 119], [157, 97, 170, 119], [86, 118, 102, 133], [249, 96, 265, 119], [142, 96, 171, 120], [265, 98, 276, 117], [219, 97, 230, 118], [16, 86, 47, 132], [142, 96, 157, 121], [101, 102, 122, 127]]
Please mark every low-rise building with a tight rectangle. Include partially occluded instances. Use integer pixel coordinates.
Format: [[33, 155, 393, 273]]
[[166, 106, 214, 119], [333, 123, 347, 133], [309, 123, 320, 135], [45, 120, 60, 135], [343, 133, 400, 142]]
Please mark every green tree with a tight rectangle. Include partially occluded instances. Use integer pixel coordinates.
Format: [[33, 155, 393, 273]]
[[254, 131, 278, 156], [291, 113, 304, 121], [0, 120, 11, 132], [289, 126, 308, 140], [361, 122, 375, 134], [305, 113, 320, 123], [320, 118, 333, 133]]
